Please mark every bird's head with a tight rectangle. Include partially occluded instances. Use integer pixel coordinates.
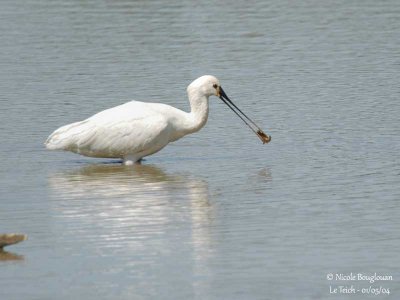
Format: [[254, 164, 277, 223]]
[[187, 75, 222, 97]]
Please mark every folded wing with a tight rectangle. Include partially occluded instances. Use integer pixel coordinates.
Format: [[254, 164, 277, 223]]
[[45, 101, 170, 158]]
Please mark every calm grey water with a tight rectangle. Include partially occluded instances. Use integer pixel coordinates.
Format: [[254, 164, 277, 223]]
[[1, 0, 399, 299]]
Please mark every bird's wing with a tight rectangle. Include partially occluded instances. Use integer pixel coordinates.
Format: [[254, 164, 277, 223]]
[[46, 101, 171, 158]]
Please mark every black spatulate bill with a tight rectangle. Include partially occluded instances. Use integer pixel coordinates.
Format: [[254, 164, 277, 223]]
[[219, 87, 271, 144]]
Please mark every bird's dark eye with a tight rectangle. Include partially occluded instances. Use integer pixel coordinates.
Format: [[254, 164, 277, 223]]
[[213, 84, 218, 89]]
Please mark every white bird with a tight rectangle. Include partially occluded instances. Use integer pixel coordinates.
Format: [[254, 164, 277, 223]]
[[45, 75, 270, 165]]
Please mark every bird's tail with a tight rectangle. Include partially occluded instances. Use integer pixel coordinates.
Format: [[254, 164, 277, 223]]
[[45, 120, 88, 151]]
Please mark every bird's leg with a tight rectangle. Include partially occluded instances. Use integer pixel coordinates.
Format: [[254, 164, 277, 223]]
[[123, 155, 141, 166], [123, 160, 134, 166]]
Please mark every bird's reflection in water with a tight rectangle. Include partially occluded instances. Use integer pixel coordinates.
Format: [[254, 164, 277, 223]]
[[48, 163, 214, 277], [50, 163, 182, 198]]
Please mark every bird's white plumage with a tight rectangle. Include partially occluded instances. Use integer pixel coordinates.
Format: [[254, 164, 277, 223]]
[[46, 75, 221, 164]]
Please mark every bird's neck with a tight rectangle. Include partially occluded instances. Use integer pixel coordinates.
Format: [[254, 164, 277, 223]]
[[185, 89, 209, 133]]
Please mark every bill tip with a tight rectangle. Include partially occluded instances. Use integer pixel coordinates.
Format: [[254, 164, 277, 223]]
[[257, 130, 271, 144]]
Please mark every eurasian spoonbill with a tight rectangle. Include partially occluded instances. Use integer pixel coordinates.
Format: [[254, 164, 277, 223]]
[[45, 75, 270, 165]]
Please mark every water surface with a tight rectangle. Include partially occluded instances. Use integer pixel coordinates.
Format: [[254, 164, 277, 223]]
[[0, 0, 399, 299]]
